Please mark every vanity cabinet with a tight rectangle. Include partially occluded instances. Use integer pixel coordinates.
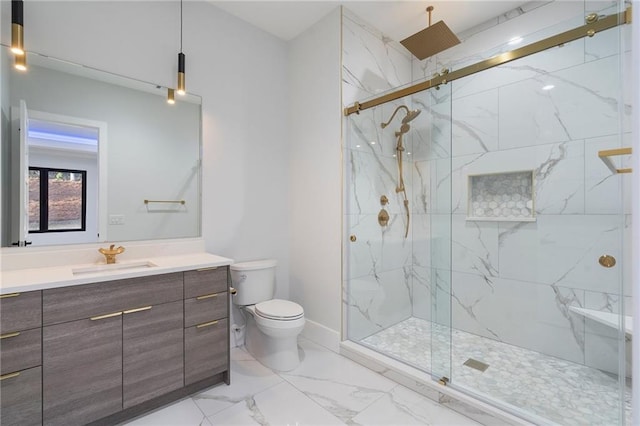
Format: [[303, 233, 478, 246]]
[[184, 268, 230, 386], [0, 291, 43, 426], [0, 265, 230, 426]]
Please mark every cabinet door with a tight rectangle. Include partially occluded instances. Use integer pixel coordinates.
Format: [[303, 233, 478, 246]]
[[185, 318, 228, 386], [43, 315, 122, 426], [0, 291, 41, 333], [0, 366, 42, 426], [123, 300, 184, 408]]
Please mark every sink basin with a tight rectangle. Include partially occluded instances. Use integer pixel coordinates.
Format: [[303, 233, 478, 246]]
[[72, 261, 157, 275]]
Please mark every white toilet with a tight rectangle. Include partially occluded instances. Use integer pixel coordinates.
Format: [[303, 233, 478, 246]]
[[230, 259, 305, 371]]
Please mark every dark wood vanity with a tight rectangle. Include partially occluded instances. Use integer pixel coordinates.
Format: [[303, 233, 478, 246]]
[[0, 266, 230, 426]]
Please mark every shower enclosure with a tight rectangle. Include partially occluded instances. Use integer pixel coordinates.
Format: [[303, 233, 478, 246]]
[[344, 4, 631, 424]]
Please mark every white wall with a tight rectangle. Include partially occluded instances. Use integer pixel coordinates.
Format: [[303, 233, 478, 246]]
[[288, 7, 342, 340], [0, 1, 291, 295]]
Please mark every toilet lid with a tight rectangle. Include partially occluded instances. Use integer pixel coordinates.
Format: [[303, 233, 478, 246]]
[[255, 299, 304, 320]]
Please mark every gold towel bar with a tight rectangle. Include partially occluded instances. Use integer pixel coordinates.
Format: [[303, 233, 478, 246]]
[[144, 199, 185, 205], [598, 147, 632, 174]]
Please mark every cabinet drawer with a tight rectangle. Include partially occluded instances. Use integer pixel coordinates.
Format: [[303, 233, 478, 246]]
[[184, 267, 227, 299], [0, 291, 41, 333], [43, 272, 183, 325], [1, 327, 41, 375], [184, 292, 228, 328], [185, 318, 228, 386], [0, 366, 42, 426]]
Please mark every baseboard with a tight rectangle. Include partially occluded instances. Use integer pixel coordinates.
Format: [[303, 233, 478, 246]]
[[301, 319, 340, 353]]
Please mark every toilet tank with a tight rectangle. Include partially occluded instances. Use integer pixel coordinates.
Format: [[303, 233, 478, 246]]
[[230, 259, 277, 306]]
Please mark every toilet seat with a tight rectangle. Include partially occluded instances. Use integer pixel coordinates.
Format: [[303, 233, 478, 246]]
[[255, 299, 304, 321]]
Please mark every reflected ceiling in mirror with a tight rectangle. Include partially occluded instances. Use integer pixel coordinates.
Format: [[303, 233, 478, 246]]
[[1, 46, 202, 247]]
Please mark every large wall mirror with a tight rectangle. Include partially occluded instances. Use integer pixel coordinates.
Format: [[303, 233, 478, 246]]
[[1, 46, 202, 247]]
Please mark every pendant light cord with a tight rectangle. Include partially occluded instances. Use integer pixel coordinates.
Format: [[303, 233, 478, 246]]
[[180, 0, 183, 53]]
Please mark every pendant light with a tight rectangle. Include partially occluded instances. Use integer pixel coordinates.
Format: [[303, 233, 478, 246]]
[[11, 0, 25, 56], [177, 0, 186, 95], [14, 53, 27, 71], [167, 88, 176, 104]]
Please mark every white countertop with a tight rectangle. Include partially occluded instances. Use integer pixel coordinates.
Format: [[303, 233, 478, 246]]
[[1, 252, 233, 294]]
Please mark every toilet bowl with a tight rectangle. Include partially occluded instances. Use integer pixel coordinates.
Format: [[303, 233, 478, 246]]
[[231, 259, 305, 371]]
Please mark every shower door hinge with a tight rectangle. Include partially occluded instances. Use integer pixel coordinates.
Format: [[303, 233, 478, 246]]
[[438, 376, 450, 386]]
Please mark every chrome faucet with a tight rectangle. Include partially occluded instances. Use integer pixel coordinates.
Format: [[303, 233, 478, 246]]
[[99, 244, 125, 264]]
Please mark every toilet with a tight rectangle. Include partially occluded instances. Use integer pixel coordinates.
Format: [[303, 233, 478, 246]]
[[230, 259, 305, 371]]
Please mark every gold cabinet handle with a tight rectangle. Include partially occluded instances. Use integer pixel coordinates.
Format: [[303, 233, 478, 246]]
[[90, 311, 123, 321], [196, 320, 219, 329], [0, 332, 20, 339], [0, 293, 20, 299], [196, 266, 218, 272], [196, 293, 218, 300], [123, 306, 152, 314], [0, 372, 20, 381]]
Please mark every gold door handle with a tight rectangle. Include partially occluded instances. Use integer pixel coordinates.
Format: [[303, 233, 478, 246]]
[[0, 372, 20, 381], [196, 320, 219, 329], [123, 306, 152, 314], [0, 293, 20, 299], [196, 293, 218, 300], [0, 332, 20, 339], [90, 311, 123, 321]]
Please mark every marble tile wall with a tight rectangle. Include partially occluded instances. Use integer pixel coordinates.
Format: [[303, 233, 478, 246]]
[[343, 1, 631, 376]]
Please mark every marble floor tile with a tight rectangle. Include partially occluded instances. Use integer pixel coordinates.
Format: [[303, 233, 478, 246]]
[[208, 381, 346, 426], [123, 397, 211, 426], [192, 347, 283, 417], [280, 338, 398, 422], [351, 385, 481, 426], [361, 317, 631, 425]]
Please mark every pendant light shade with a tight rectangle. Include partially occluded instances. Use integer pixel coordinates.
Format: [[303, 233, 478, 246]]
[[177, 52, 186, 95], [11, 0, 25, 56], [167, 88, 176, 104], [14, 53, 27, 71]]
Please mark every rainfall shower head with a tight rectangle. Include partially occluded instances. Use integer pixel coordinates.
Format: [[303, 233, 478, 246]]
[[402, 109, 421, 124], [400, 6, 460, 60], [381, 105, 421, 129]]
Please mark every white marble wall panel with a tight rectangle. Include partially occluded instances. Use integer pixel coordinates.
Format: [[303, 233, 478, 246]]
[[450, 141, 585, 216], [411, 213, 431, 269], [499, 55, 629, 150], [346, 214, 411, 280], [452, 90, 499, 157], [452, 38, 584, 101], [342, 8, 412, 106], [348, 150, 409, 216], [412, 92, 452, 161], [412, 265, 432, 321], [498, 215, 622, 293], [451, 216, 499, 278], [411, 160, 434, 215], [451, 271, 586, 364], [346, 268, 413, 341]]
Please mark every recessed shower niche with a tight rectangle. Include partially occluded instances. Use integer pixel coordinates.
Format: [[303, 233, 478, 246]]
[[467, 171, 535, 222]]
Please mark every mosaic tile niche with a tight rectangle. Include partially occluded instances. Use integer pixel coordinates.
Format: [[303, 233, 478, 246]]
[[467, 171, 535, 221]]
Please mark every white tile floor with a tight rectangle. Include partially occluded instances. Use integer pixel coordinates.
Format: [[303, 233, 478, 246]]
[[123, 337, 481, 426]]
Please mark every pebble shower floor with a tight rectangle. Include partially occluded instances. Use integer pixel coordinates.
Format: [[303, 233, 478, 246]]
[[361, 317, 631, 425]]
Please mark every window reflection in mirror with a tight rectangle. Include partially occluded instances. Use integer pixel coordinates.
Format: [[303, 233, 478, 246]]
[[0, 47, 202, 247]]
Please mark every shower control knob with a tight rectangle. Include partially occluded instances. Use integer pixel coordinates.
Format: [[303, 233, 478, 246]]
[[598, 255, 616, 268], [229, 287, 237, 295]]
